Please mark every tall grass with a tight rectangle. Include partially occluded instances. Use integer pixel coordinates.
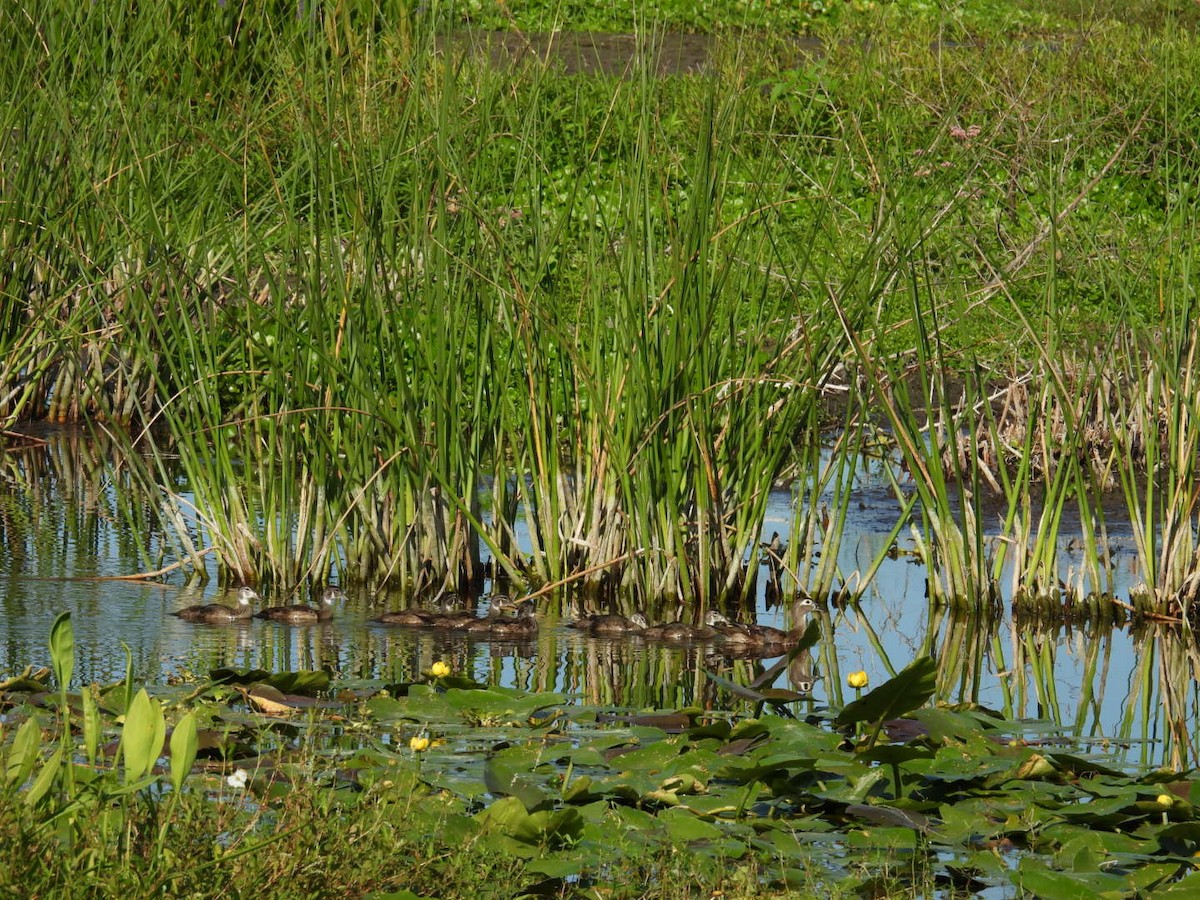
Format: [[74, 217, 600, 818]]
[[4, 4, 1200, 614]]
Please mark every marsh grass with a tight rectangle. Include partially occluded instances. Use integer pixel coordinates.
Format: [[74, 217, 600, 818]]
[[4, 4, 1200, 614]]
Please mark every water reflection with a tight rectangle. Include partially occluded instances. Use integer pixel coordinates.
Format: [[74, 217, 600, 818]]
[[0, 426, 1195, 768]]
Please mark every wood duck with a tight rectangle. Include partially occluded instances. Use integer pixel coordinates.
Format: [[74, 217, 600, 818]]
[[432, 594, 509, 630], [462, 597, 523, 633], [715, 597, 817, 648], [483, 601, 538, 638], [638, 609, 725, 642], [256, 586, 346, 624], [374, 606, 441, 626], [566, 612, 649, 635], [172, 586, 257, 623]]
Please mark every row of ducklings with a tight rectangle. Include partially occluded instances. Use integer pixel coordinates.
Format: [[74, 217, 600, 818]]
[[375, 594, 816, 648], [566, 597, 817, 649], [172, 586, 347, 624], [373, 594, 539, 637], [173, 588, 814, 649]]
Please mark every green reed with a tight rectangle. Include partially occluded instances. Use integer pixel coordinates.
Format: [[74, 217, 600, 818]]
[[5, 4, 1200, 610]]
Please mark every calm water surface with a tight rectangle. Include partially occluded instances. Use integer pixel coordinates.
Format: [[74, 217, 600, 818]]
[[1, 427, 1194, 768]]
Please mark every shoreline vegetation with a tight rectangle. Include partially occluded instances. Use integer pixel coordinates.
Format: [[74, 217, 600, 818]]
[[2, 1, 1199, 617]]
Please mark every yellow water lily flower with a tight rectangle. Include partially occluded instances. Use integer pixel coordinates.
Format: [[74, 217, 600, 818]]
[[409, 735, 431, 753], [847, 670, 869, 690], [430, 661, 451, 678]]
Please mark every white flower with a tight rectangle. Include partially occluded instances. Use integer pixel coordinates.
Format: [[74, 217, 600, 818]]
[[226, 768, 249, 789]]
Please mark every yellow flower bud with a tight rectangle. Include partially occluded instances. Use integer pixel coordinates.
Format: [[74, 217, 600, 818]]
[[409, 735, 430, 753], [847, 670, 869, 690], [430, 661, 451, 678], [1157, 794, 1175, 807]]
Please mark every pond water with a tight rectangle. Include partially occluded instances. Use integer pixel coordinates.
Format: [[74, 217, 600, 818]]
[[1, 426, 1196, 770]]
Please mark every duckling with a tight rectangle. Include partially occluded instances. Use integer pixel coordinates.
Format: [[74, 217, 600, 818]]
[[256, 586, 346, 624], [430, 594, 507, 630], [639, 609, 725, 642], [566, 612, 649, 635], [374, 606, 441, 627], [461, 596, 523, 633], [373, 591, 466, 627], [482, 601, 538, 638], [172, 586, 258, 623]]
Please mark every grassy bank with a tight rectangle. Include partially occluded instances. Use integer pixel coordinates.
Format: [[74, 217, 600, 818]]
[[2, 1, 1199, 614]]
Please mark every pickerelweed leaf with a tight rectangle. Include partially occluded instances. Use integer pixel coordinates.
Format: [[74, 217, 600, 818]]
[[6, 717, 42, 788], [834, 656, 937, 728], [48, 612, 74, 694], [169, 712, 199, 792], [121, 688, 166, 785]]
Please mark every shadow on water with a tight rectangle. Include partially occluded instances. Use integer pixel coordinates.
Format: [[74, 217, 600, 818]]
[[2, 426, 1198, 767]]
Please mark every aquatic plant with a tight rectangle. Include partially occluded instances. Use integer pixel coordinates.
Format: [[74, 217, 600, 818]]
[[7, 612, 1200, 897]]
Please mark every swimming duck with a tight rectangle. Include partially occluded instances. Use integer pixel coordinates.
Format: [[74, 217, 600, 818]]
[[172, 586, 258, 623], [375, 594, 506, 629], [566, 612, 649, 635], [430, 594, 509, 630], [638, 609, 726, 642], [482, 601, 538, 638], [256, 586, 346, 624], [715, 597, 817, 648], [374, 606, 441, 626], [461, 596, 524, 633]]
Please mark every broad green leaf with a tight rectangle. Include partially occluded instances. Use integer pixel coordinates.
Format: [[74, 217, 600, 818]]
[[169, 712, 199, 792], [834, 656, 937, 728], [1013, 857, 1125, 900], [524, 857, 582, 878], [662, 809, 724, 843], [121, 688, 166, 785], [484, 758, 551, 813], [6, 717, 43, 787], [48, 612, 74, 694], [24, 745, 63, 807]]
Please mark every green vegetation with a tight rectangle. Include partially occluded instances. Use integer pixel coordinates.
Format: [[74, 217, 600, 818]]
[[6, 613, 1200, 898], [2, 1, 1199, 616]]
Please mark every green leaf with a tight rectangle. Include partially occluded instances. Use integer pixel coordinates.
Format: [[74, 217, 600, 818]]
[[834, 656, 938, 728], [121, 688, 166, 785], [81, 685, 101, 766], [169, 712, 199, 792], [524, 857, 582, 878], [24, 745, 63, 807], [483, 758, 551, 813], [48, 612, 74, 694], [6, 718, 43, 788]]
